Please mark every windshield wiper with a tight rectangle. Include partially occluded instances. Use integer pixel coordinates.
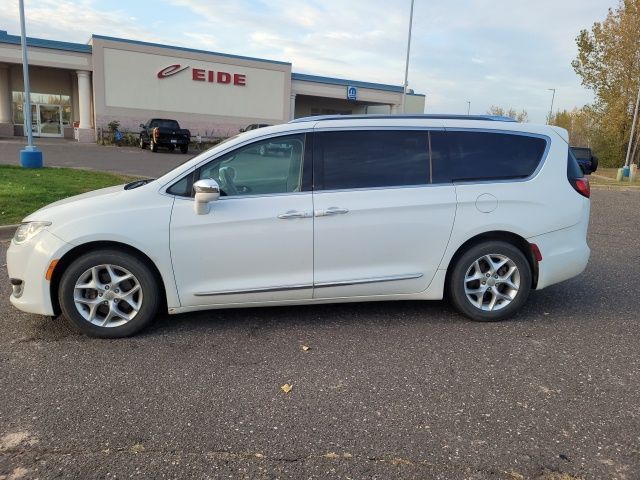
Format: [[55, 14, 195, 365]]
[[124, 178, 155, 190]]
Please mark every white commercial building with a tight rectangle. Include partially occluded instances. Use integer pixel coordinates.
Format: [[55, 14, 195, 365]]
[[0, 30, 425, 142]]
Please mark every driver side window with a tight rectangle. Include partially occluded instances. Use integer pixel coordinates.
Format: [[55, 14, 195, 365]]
[[199, 134, 306, 197]]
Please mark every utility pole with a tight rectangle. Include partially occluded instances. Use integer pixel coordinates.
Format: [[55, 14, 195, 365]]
[[466, 100, 471, 115], [18, 0, 43, 168], [547, 88, 556, 124], [623, 82, 640, 168], [401, 0, 415, 114]]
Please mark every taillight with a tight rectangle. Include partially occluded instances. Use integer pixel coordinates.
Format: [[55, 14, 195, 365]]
[[567, 150, 590, 198], [573, 177, 590, 198]]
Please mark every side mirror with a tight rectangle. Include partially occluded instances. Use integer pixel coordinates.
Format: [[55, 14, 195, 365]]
[[139, 123, 145, 129], [239, 128, 245, 133], [193, 179, 220, 215], [589, 155, 599, 174]]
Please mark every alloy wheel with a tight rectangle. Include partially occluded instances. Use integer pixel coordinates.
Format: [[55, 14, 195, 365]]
[[73, 264, 143, 327], [463, 254, 520, 311]]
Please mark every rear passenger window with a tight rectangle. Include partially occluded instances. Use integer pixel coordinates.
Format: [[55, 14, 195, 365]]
[[315, 131, 429, 190], [433, 131, 547, 182]]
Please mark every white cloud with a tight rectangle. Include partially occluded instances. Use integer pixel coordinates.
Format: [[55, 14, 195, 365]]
[[0, 0, 616, 122], [1, 0, 165, 44]]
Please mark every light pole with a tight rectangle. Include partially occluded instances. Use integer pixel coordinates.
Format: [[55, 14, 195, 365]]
[[623, 82, 640, 168], [18, 0, 43, 168], [466, 100, 471, 115], [547, 88, 556, 124], [401, 0, 415, 114]]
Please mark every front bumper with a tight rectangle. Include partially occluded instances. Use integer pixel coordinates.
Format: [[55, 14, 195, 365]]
[[6, 229, 73, 315]]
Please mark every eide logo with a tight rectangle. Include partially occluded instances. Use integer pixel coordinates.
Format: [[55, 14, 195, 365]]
[[156, 64, 247, 86], [157, 64, 188, 79]]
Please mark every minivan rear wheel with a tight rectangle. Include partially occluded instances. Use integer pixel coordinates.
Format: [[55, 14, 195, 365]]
[[58, 250, 159, 338], [448, 241, 531, 321]]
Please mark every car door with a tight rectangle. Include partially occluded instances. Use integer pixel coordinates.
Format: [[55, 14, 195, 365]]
[[312, 128, 457, 298], [169, 133, 314, 307]]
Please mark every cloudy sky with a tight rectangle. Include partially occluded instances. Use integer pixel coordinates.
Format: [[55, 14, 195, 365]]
[[1, 0, 615, 122]]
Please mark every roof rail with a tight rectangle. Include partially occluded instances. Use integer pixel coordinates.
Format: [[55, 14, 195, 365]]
[[289, 114, 518, 123]]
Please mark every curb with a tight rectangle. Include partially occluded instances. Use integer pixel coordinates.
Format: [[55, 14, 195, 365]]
[[0, 224, 18, 241]]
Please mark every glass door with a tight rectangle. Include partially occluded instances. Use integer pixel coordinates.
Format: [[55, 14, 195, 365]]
[[25, 104, 63, 137], [37, 104, 63, 137], [28, 104, 38, 137]]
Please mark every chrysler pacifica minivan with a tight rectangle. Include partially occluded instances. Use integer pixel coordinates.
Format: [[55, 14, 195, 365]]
[[7, 115, 591, 337]]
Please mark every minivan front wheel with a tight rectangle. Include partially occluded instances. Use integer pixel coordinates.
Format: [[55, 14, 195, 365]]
[[448, 241, 531, 321], [59, 250, 159, 338]]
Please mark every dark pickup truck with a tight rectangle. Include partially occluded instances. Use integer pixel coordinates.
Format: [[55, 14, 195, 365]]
[[139, 119, 190, 154], [570, 146, 599, 174]]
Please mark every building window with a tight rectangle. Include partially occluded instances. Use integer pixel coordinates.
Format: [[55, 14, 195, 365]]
[[11, 92, 72, 126], [310, 107, 352, 116]]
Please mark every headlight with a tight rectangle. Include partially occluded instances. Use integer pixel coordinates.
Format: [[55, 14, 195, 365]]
[[13, 221, 51, 245]]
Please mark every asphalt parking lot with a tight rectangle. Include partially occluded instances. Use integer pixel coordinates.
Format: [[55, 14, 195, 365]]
[[1, 188, 639, 479], [0, 137, 194, 178]]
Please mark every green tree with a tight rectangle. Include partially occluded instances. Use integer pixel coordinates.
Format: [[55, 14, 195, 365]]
[[549, 107, 596, 147], [487, 105, 529, 122], [572, 0, 640, 167]]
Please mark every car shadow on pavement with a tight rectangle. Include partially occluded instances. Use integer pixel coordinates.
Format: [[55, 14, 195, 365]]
[[142, 299, 532, 338], [8, 270, 606, 342]]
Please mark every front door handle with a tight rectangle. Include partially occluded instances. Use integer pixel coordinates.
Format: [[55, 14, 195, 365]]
[[315, 207, 349, 217], [278, 210, 311, 219]]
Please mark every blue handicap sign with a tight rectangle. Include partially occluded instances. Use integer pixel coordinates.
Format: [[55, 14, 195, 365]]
[[347, 86, 357, 101]]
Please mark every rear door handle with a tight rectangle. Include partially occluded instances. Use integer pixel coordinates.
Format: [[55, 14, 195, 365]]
[[278, 210, 311, 219], [315, 207, 349, 217]]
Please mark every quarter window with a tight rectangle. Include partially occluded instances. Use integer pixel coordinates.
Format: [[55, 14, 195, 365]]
[[315, 130, 429, 190], [433, 131, 547, 182]]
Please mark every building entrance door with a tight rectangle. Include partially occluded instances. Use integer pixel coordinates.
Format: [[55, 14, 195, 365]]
[[26, 104, 63, 137]]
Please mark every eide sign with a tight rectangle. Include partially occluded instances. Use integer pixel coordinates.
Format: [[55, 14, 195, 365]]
[[157, 64, 246, 86]]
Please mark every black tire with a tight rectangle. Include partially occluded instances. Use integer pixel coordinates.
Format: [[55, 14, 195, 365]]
[[447, 241, 531, 322], [150, 140, 158, 152], [168, 145, 175, 152], [58, 250, 160, 338], [180, 145, 189, 154], [139, 135, 146, 149]]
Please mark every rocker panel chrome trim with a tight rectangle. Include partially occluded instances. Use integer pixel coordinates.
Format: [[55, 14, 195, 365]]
[[314, 273, 423, 288], [193, 273, 423, 296]]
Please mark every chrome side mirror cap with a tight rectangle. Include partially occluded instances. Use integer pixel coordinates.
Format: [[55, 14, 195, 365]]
[[193, 179, 220, 214]]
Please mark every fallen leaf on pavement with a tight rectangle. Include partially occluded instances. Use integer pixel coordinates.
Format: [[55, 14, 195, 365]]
[[131, 443, 145, 454], [281, 383, 293, 393], [301, 345, 311, 351]]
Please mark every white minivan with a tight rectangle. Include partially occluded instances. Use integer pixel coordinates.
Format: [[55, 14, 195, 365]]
[[7, 115, 591, 337]]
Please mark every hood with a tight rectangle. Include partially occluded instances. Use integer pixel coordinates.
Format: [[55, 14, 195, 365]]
[[22, 183, 143, 224], [26, 185, 126, 219]]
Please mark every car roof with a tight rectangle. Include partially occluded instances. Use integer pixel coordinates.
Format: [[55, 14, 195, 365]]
[[290, 114, 518, 123]]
